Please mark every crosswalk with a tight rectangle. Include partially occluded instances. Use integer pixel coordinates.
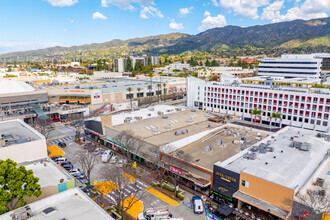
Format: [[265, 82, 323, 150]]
[[106, 180, 148, 203], [48, 136, 75, 145]]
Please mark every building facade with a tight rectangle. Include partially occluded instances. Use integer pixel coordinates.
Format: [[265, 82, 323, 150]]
[[258, 53, 330, 79], [187, 77, 330, 132]]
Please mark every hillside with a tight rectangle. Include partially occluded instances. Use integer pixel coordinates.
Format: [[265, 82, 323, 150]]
[[1, 17, 329, 62]]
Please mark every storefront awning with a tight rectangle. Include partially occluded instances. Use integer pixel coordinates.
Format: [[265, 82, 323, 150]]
[[233, 191, 290, 219]]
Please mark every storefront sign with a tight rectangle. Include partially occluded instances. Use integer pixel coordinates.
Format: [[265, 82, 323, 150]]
[[212, 165, 240, 200], [169, 165, 183, 175], [215, 171, 237, 183], [69, 90, 84, 93]]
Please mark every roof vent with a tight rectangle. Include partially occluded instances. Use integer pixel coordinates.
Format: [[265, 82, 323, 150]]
[[316, 178, 325, 187], [265, 162, 268, 165], [42, 207, 56, 216], [319, 189, 326, 196], [281, 150, 284, 153], [273, 156, 276, 159]]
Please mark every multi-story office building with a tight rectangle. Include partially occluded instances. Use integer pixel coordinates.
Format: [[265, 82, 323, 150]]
[[113, 58, 126, 73], [258, 53, 330, 79], [187, 76, 330, 132]]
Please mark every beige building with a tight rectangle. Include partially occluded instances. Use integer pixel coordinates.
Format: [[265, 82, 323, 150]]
[[0, 119, 47, 164]]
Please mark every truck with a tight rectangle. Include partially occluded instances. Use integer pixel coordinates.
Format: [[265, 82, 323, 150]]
[[137, 207, 183, 220]]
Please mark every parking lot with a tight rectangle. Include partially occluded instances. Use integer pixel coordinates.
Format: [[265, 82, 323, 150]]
[[49, 124, 207, 220]]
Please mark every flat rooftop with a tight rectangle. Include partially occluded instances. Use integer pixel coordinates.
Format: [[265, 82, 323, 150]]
[[2, 188, 113, 220], [112, 108, 223, 146], [23, 160, 72, 188], [218, 127, 330, 189], [0, 119, 43, 147], [111, 105, 185, 126], [170, 124, 267, 170]]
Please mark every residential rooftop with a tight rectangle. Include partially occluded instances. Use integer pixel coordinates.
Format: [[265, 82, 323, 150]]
[[218, 126, 330, 190], [2, 188, 114, 220], [0, 119, 44, 147]]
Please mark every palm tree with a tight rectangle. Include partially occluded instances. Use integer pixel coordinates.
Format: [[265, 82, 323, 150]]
[[157, 83, 161, 103], [249, 108, 263, 124], [147, 85, 152, 104], [137, 88, 141, 106], [127, 87, 133, 110], [162, 83, 167, 101], [273, 112, 282, 127]]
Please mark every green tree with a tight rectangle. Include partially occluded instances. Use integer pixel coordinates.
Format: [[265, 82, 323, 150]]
[[127, 87, 133, 110], [249, 108, 263, 124], [134, 60, 143, 72], [147, 84, 153, 104], [211, 60, 219, 67], [157, 83, 161, 103], [0, 159, 42, 214], [205, 59, 211, 67], [137, 88, 141, 105], [147, 56, 152, 66], [162, 83, 167, 101], [125, 57, 133, 72]]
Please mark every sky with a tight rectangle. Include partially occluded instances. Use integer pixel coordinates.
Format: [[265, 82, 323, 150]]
[[0, 0, 329, 54]]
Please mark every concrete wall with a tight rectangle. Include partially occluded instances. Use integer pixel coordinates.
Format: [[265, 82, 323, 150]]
[[0, 139, 47, 164], [239, 172, 295, 212]]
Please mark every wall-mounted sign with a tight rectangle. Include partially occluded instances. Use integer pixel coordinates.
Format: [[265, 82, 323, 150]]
[[169, 165, 183, 175]]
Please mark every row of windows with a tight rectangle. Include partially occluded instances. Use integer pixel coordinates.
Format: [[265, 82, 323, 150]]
[[261, 61, 318, 64], [258, 66, 318, 70], [258, 71, 317, 75]]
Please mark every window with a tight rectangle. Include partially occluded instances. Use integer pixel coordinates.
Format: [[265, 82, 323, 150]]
[[323, 121, 328, 126], [242, 180, 249, 188]]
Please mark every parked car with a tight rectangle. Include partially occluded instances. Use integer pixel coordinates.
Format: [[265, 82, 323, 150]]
[[60, 161, 72, 166], [93, 148, 101, 155], [62, 164, 73, 171], [55, 157, 67, 163], [102, 150, 112, 163], [58, 142, 67, 148], [83, 143, 93, 149], [72, 173, 86, 179], [50, 155, 62, 161], [99, 150, 106, 157], [192, 196, 204, 214], [116, 159, 127, 167], [110, 155, 118, 164], [69, 169, 81, 175]]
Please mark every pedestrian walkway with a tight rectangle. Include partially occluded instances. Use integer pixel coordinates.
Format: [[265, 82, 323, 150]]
[[145, 187, 180, 206], [48, 136, 75, 146], [122, 196, 144, 219], [47, 145, 66, 157], [123, 172, 136, 182], [95, 181, 118, 195]]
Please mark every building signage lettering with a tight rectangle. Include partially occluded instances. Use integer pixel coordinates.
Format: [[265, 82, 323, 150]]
[[215, 172, 237, 183], [69, 90, 84, 93], [169, 165, 183, 175]]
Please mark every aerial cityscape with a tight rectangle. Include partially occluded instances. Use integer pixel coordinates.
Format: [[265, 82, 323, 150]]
[[0, 0, 329, 220]]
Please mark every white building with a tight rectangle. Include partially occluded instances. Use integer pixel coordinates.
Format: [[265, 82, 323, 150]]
[[114, 58, 126, 73], [187, 76, 330, 132], [0, 119, 47, 163], [168, 63, 190, 71], [258, 53, 330, 79]]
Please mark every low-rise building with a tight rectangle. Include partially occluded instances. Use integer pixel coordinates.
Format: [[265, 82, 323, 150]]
[[0, 119, 47, 163]]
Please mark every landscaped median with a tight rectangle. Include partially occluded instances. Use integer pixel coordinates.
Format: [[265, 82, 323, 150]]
[[145, 187, 180, 206]]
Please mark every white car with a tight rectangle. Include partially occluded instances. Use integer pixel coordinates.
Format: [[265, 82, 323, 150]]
[[69, 169, 81, 175], [110, 156, 118, 164], [93, 148, 101, 155], [116, 159, 127, 167], [102, 150, 112, 163]]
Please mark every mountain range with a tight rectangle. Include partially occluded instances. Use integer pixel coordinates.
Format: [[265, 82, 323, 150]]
[[1, 17, 329, 62]]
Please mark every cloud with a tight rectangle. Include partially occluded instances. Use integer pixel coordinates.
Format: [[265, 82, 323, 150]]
[[101, 0, 154, 10], [178, 7, 194, 17], [261, 0, 285, 20], [0, 41, 68, 54], [63, 28, 68, 32], [169, 18, 184, 30], [262, 0, 329, 23], [140, 6, 163, 19], [69, 18, 75, 23], [198, 13, 227, 32], [92, 12, 108, 20], [204, 10, 211, 17], [213, 0, 269, 19], [44, 0, 78, 7]]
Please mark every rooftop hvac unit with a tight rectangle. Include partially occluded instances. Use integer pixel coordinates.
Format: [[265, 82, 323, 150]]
[[11, 206, 32, 220], [186, 119, 193, 124], [316, 178, 325, 187], [135, 116, 142, 120], [259, 147, 267, 154], [191, 109, 196, 112], [207, 124, 214, 128], [147, 113, 151, 116], [162, 116, 168, 119], [319, 189, 326, 196], [124, 119, 131, 123], [267, 147, 274, 152], [157, 111, 164, 115], [204, 146, 212, 152], [175, 131, 182, 135], [243, 153, 257, 160], [175, 108, 182, 111], [216, 140, 222, 146], [251, 146, 259, 152], [181, 129, 188, 134], [300, 142, 311, 151], [164, 124, 172, 130], [177, 150, 184, 156], [149, 108, 154, 111]]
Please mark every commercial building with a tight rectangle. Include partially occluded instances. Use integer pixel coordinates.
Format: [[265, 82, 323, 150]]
[[212, 126, 330, 219], [258, 53, 330, 79], [1, 188, 114, 220], [198, 67, 255, 81], [114, 56, 160, 72], [187, 76, 330, 132], [0, 119, 47, 163]]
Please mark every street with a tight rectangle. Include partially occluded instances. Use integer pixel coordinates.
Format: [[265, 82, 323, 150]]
[[48, 123, 206, 220]]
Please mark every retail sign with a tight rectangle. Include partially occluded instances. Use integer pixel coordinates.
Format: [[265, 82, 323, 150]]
[[69, 90, 84, 93], [215, 171, 237, 183], [169, 165, 183, 175]]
